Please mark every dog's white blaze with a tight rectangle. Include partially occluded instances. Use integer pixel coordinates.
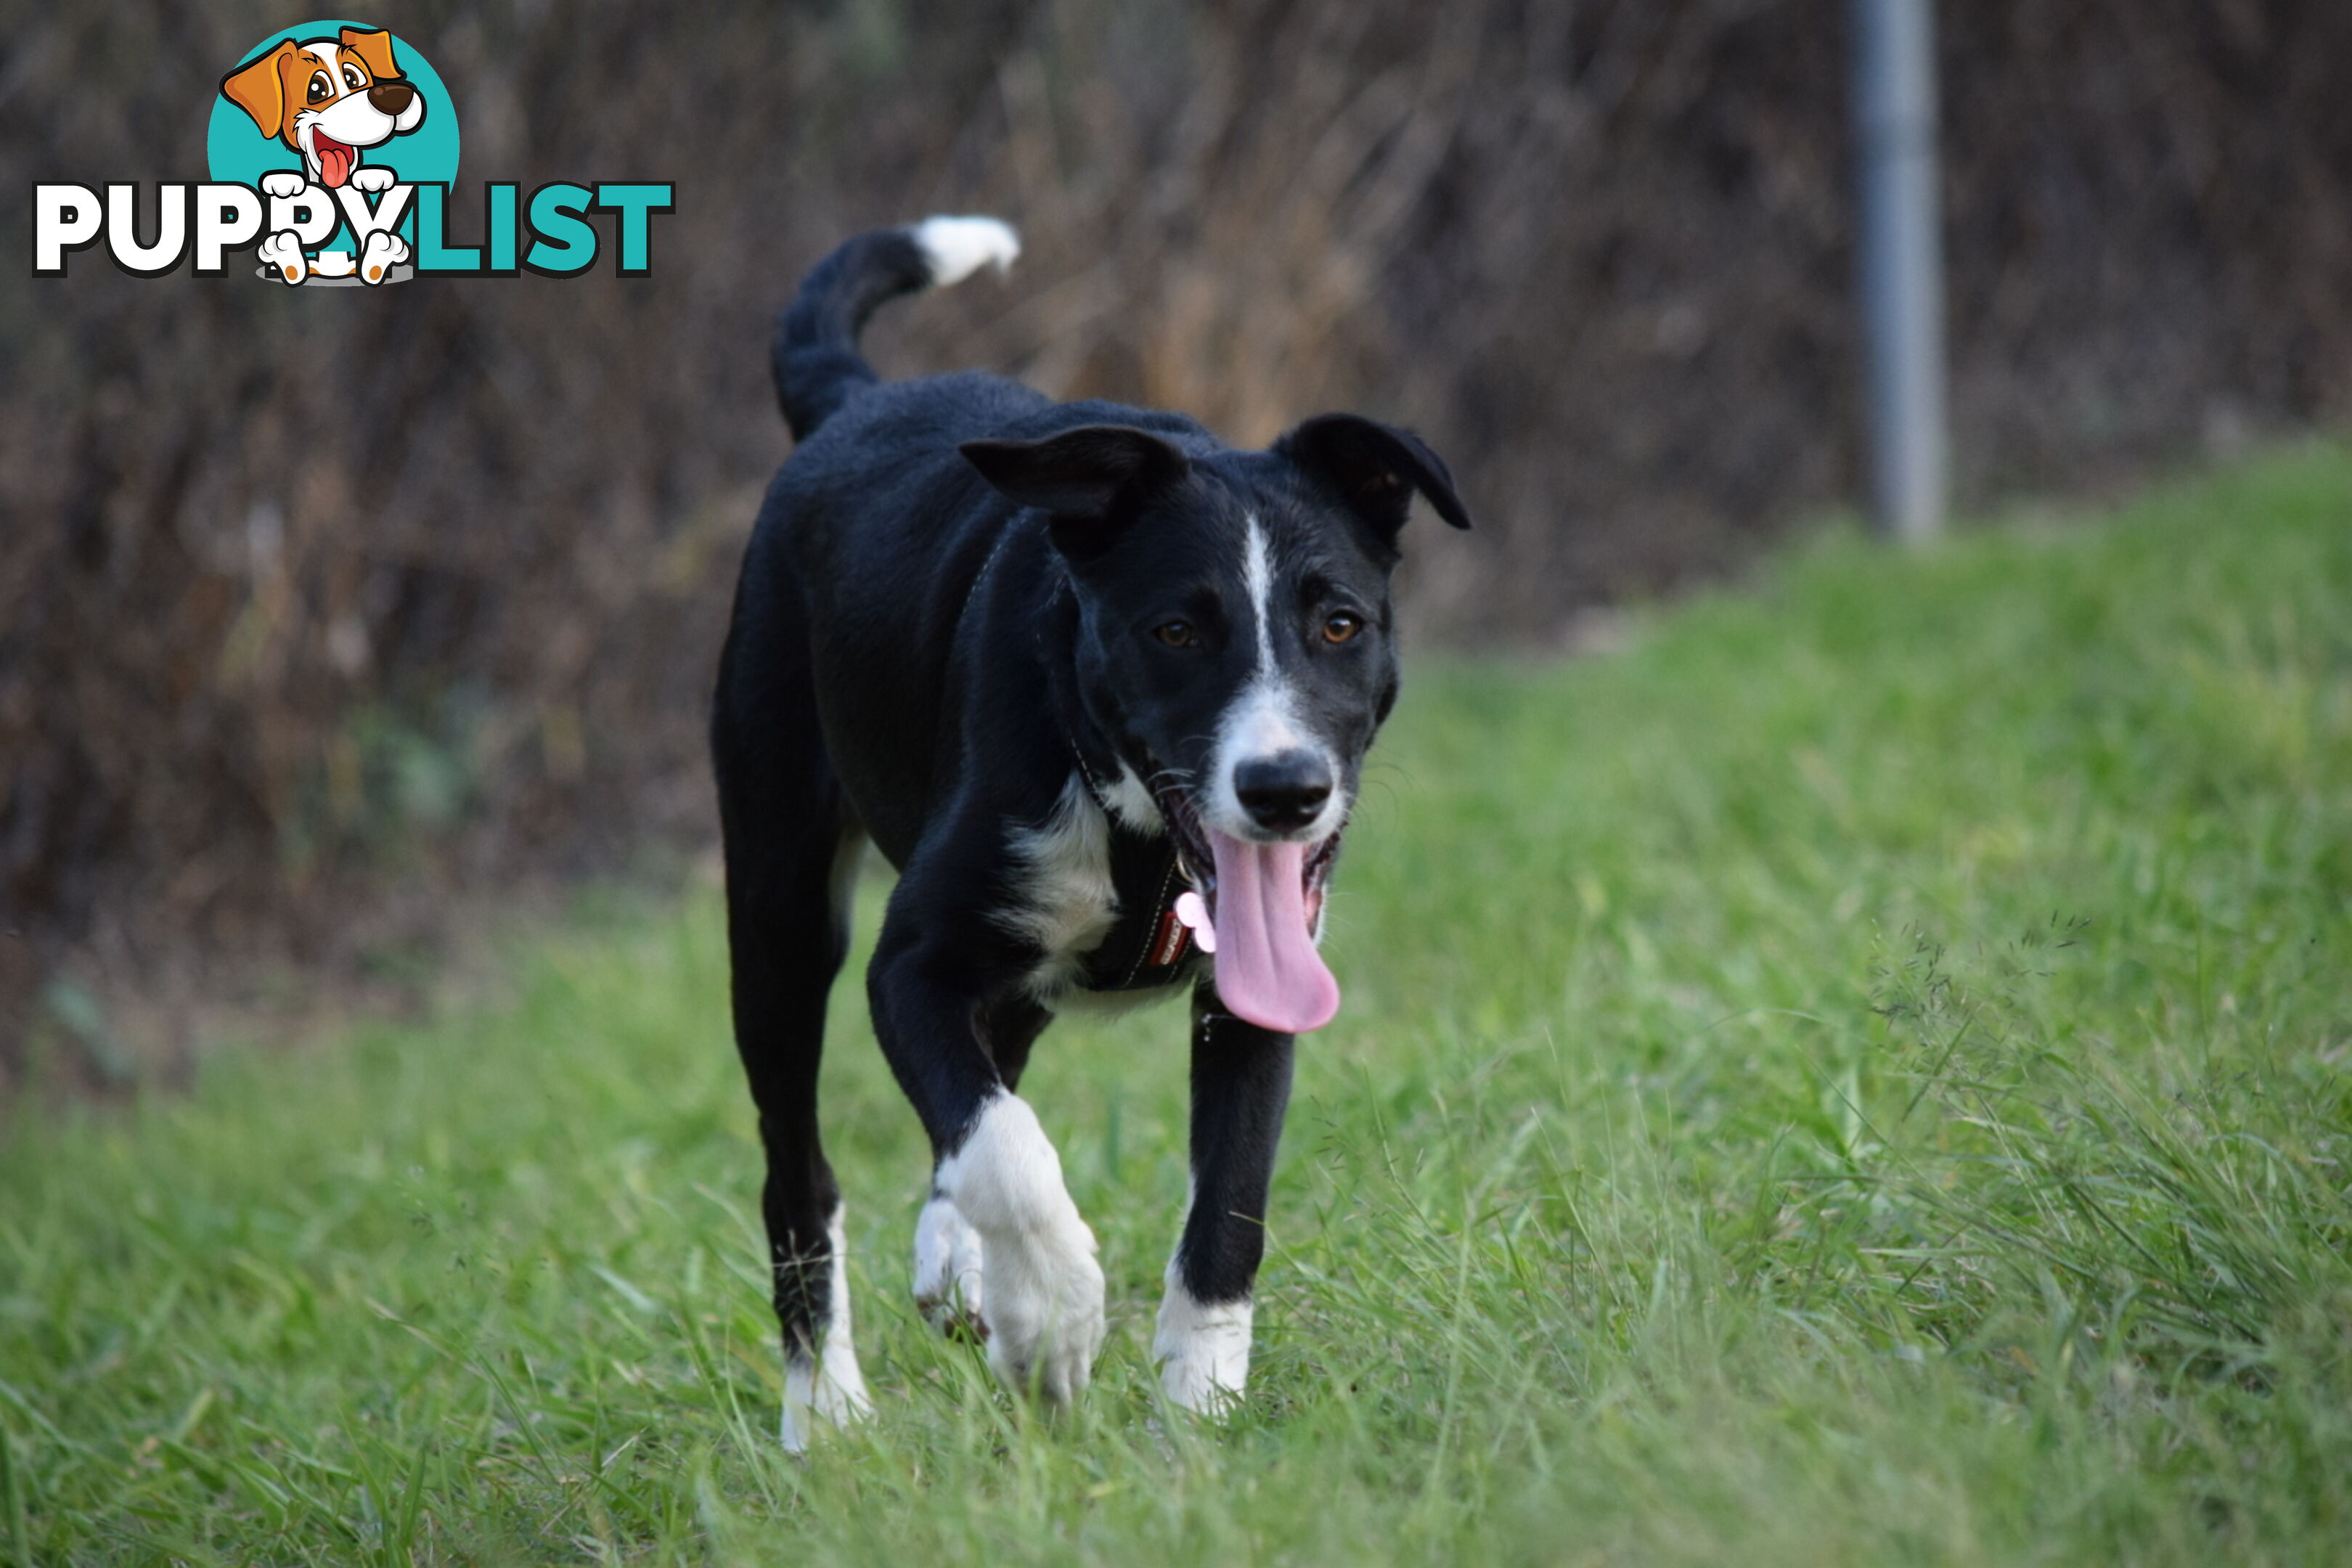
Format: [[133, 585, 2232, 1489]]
[[912, 1191, 985, 1333], [778, 1204, 874, 1453], [1154, 1262, 1255, 1414], [914, 216, 1021, 288], [1243, 515, 1277, 677], [1204, 518, 1349, 841], [936, 1092, 1107, 1403], [1227, 514, 1309, 771], [997, 773, 1120, 1000]]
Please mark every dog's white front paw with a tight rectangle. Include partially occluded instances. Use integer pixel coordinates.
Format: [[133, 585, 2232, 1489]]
[[359, 230, 409, 285], [349, 166, 397, 194], [913, 1192, 986, 1337], [979, 1215, 1104, 1405], [256, 229, 308, 285], [260, 171, 309, 199], [1154, 1267, 1253, 1416], [938, 1093, 1106, 1406]]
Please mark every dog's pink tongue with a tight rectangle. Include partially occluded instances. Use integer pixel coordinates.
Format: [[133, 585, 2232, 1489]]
[[1207, 830, 1340, 1034], [318, 139, 354, 189]]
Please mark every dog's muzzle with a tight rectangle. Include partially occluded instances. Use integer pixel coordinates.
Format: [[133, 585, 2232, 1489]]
[[1147, 769, 1344, 1034]]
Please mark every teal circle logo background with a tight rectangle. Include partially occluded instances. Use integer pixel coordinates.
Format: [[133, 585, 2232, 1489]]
[[207, 20, 459, 253]]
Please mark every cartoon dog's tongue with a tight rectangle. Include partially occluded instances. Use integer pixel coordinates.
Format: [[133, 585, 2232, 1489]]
[[1206, 830, 1340, 1034], [317, 135, 355, 189]]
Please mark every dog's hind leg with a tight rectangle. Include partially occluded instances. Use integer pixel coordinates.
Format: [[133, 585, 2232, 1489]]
[[713, 593, 872, 1453], [1154, 984, 1297, 1415]]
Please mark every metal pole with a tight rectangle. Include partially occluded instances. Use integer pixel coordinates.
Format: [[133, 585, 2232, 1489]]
[[1853, 0, 1947, 542]]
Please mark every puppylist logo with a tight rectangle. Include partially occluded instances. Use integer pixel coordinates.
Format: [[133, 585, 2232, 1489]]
[[32, 20, 672, 287]]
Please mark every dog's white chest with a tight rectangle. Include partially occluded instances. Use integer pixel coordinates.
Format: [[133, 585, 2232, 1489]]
[[995, 774, 1122, 1000]]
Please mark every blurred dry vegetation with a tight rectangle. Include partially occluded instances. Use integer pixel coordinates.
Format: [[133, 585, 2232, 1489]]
[[2, 0, 2348, 1079]]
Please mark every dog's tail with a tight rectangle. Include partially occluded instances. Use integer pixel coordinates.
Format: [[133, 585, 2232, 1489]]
[[772, 215, 1021, 441]]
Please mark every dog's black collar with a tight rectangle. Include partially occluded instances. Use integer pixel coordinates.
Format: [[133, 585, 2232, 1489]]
[[1077, 821, 1200, 991]]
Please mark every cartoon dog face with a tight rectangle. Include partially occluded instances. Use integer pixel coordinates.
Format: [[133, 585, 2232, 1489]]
[[220, 28, 425, 189]]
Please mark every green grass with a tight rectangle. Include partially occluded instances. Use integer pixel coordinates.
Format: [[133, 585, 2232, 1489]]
[[6, 446, 2352, 1565]]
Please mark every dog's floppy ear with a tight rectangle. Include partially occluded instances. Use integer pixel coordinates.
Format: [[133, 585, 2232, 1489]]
[[1275, 414, 1473, 544], [338, 26, 403, 81], [960, 425, 1191, 559], [221, 40, 298, 141]]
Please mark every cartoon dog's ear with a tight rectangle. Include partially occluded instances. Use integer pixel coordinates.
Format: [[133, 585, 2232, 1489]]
[[961, 426, 1192, 560], [1275, 414, 1473, 546], [221, 41, 298, 141], [338, 26, 403, 81]]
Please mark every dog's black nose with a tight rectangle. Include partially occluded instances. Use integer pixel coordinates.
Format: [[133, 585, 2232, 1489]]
[[1234, 750, 1334, 833], [369, 80, 415, 115]]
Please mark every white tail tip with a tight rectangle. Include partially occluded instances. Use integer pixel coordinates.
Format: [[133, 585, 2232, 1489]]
[[913, 215, 1021, 288]]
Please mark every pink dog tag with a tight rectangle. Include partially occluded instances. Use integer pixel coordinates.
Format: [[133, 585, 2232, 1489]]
[[1173, 889, 1215, 953]]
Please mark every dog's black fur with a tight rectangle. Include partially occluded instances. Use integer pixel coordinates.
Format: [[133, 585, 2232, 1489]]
[[713, 219, 1469, 1416]]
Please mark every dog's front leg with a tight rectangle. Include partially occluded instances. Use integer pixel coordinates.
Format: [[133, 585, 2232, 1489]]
[[912, 990, 1050, 1339], [1155, 984, 1297, 1414], [358, 229, 408, 285], [869, 897, 1105, 1407]]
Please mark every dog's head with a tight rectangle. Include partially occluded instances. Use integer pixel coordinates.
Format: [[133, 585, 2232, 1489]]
[[963, 415, 1470, 1032], [219, 28, 425, 190]]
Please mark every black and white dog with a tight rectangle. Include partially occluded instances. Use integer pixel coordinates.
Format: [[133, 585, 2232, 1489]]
[[712, 216, 1469, 1449]]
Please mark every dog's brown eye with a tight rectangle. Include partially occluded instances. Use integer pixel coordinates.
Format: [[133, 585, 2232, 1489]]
[[343, 65, 366, 91], [1323, 612, 1364, 645], [1153, 621, 1197, 649], [308, 72, 333, 104]]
